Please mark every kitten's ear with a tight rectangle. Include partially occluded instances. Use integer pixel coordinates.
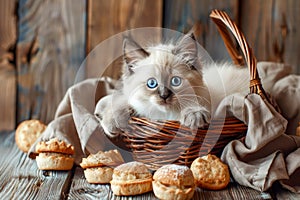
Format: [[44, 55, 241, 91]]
[[173, 32, 198, 68], [123, 37, 149, 69]]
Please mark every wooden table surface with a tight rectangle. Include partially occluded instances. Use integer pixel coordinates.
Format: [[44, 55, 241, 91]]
[[0, 131, 299, 200]]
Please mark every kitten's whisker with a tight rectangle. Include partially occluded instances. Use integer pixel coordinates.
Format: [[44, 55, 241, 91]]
[[176, 86, 208, 94], [177, 99, 201, 106], [174, 104, 182, 111], [177, 95, 211, 105], [177, 95, 210, 103], [177, 102, 200, 109], [176, 85, 207, 91], [178, 101, 210, 111], [177, 99, 211, 110], [178, 102, 199, 109], [177, 94, 206, 97], [177, 97, 199, 103]]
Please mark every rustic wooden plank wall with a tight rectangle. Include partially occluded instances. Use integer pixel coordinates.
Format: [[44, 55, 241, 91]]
[[164, 0, 239, 62], [164, 0, 300, 74], [0, 0, 300, 131], [240, 0, 300, 74], [0, 0, 17, 131], [85, 0, 163, 80], [16, 0, 86, 125]]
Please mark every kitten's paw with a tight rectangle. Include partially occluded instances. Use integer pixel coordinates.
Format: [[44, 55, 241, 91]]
[[95, 95, 132, 138], [100, 116, 123, 138], [180, 107, 211, 129], [114, 106, 133, 131], [96, 107, 133, 138], [95, 108, 120, 139]]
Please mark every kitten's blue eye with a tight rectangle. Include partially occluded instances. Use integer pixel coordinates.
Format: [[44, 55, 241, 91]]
[[147, 78, 158, 89], [171, 76, 182, 86]]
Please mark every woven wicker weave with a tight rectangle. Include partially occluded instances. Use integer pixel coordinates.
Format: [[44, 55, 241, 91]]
[[121, 10, 271, 171]]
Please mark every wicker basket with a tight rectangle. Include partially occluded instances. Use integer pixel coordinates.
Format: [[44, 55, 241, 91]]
[[121, 10, 272, 171]]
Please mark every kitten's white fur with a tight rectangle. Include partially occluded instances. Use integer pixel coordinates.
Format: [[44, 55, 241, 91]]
[[203, 62, 249, 112]]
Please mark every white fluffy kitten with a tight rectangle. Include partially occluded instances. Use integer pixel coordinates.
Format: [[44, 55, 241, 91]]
[[95, 32, 250, 138]]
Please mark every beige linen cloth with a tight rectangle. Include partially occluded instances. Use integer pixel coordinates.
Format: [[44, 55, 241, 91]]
[[28, 62, 300, 193], [28, 77, 133, 164], [272, 74, 300, 135], [216, 93, 300, 193]]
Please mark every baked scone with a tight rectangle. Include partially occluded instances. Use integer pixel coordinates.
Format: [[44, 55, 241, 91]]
[[83, 167, 114, 184], [191, 154, 230, 190], [15, 119, 47, 153], [152, 164, 195, 200], [110, 161, 152, 196], [80, 149, 124, 184], [35, 138, 75, 170]]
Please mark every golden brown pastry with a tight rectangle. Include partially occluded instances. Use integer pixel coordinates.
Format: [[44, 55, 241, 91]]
[[191, 154, 230, 190], [80, 149, 124, 184], [110, 161, 152, 196], [15, 119, 46, 153], [35, 138, 75, 170], [152, 164, 195, 200]]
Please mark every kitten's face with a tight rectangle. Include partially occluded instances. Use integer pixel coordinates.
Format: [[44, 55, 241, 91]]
[[122, 34, 208, 120]]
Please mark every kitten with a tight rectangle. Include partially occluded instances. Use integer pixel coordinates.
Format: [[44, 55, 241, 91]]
[[95, 32, 250, 138]]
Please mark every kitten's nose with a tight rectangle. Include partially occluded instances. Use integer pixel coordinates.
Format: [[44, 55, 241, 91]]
[[158, 86, 172, 100]]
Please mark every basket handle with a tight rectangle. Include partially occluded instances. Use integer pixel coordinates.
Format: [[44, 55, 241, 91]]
[[209, 10, 270, 102]]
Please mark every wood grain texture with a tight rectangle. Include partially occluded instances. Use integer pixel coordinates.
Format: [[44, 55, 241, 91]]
[[68, 167, 158, 199], [0, 0, 17, 131], [16, 0, 86, 125], [194, 183, 272, 200], [240, 0, 300, 73], [0, 131, 73, 199], [163, 0, 239, 62], [68, 167, 273, 200], [85, 0, 163, 80]]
